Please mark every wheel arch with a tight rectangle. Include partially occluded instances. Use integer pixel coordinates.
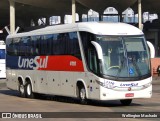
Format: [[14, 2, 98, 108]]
[[18, 75, 24, 84], [17, 75, 25, 90]]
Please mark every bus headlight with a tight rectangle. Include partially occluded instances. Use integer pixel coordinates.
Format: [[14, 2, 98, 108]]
[[96, 80, 115, 89], [104, 84, 115, 89], [96, 80, 104, 87]]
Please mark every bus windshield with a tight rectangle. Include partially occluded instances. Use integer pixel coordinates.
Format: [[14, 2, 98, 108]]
[[95, 35, 150, 80]]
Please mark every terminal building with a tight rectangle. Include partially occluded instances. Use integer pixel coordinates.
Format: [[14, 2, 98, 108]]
[[0, 0, 160, 76]]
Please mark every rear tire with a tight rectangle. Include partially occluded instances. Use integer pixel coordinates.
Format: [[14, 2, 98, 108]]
[[120, 99, 132, 106], [79, 86, 87, 105], [26, 82, 34, 98]]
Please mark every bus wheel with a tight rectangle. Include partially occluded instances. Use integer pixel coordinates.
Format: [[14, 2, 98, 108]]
[[26, 82, 34, 98], [79, 86, 87, 105], [19, 83, 26, 98], [120, 99, 132, 106]]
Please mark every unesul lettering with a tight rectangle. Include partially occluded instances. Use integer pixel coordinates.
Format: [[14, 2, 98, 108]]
[[120, 83, 138, 87], [18, 56, 48, 70]]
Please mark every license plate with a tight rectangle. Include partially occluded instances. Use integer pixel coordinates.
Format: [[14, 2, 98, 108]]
[[125, 93, 134, 97]]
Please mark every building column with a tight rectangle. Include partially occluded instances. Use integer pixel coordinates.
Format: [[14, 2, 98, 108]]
[[86, 14, 88, 22], [46, 17, 50, 25], [119, 11, 123, 22], [9, 0, 15, 34], [61, 15, 64, 24], [138, 0, 142, 30], [99, 14, 103, 21], [72, 0, 76, 23], [79, 14, 82, 22]]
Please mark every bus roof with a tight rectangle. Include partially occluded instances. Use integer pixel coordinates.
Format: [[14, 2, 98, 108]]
[[7, 22, 143, 38]]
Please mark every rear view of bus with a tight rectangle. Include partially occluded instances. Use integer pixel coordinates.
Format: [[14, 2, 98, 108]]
[[0, 41, 6, 78]]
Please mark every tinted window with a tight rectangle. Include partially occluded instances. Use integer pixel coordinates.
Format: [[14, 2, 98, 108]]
[[6, 32, 81, 59], [31, 36, 40, 55], [68, 32, 81, 59], [80, 32, 98, 73], [21, 37, 31, 56], [44, 34, 53, 55], [7, 38, 21, 56]]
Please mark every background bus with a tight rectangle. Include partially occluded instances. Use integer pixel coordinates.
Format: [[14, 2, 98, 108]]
[[0, 41, 6, 78], [6, 22, 152, 105]]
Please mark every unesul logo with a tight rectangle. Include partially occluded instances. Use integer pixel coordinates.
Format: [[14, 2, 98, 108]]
[[120, 83, 138, 87], [18, 56, 48, 70]]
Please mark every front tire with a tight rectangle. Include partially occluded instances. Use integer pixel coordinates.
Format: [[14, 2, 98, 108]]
[[79, 86, 87, 105], [120, 99, 132, 106]]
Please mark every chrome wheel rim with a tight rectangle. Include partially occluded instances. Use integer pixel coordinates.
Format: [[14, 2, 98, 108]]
[[80, 88, 86, 99], [27, 84, 31, 96], [20, 85, 24, 94]]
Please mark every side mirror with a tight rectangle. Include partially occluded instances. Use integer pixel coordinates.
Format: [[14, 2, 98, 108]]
[[147, 41, 155, 58], [91, 41, 103, 60], [91, 41, 104, 74]]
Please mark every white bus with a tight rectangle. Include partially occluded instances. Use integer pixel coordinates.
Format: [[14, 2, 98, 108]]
[[0, 41, 6, 78], [6, 22, 152, 105]]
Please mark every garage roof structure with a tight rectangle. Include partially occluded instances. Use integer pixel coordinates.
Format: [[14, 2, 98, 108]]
[[0, 0, 159, 34]]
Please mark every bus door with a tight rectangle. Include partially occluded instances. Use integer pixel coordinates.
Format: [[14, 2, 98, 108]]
[[87, 47, 101, 100]]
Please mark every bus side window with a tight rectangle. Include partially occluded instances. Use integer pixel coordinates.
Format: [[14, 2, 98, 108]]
[[31, 36, 38, 56], [47, 34, 53, 55], [68, 32, 81, 59], [36, 36, 41, 55], [7, 38, 13, 55], [30, 36, 35, 56], [88, 48, 98, 74], [13, 37, 21, 56], [52, 34, 59, 55]]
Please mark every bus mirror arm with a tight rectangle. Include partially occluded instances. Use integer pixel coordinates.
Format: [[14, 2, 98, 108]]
[[91, 41, 103, 60], [91, 41, 104, 75], [147, 41, 155, 58]]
